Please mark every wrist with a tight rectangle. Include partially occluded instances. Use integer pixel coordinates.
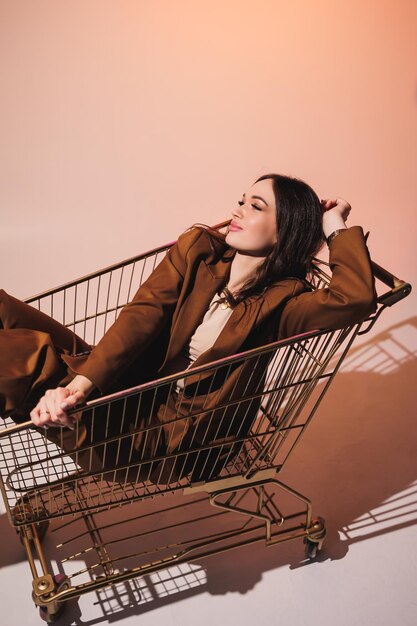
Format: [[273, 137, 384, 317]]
[[65, 374, 95, 398], [326, 228, 347, 246], [322, 215, 347, 239]]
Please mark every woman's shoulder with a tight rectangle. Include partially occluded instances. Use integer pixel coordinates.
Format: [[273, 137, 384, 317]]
[[174, 222, 229, 258], [179, 222, 227, 242], [265, 276, 315, 299]]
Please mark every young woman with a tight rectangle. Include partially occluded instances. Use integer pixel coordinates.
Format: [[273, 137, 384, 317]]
[[0, 173, 378, 482]]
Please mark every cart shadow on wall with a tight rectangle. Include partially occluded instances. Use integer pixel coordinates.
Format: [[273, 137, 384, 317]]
[[0, 220, 412, 623]]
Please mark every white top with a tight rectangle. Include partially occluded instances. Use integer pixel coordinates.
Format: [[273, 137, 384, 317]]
[[164, 291, 235, 393]]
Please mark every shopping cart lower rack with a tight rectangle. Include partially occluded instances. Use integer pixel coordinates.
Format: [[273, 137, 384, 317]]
[[0, 220, 411, 622]]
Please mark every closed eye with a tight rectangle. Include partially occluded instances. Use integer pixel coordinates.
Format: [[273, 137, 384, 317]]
[[238, 200, 262, 211]]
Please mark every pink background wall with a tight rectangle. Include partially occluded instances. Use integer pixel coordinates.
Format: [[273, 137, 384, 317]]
[[1, 1, 415, 321]]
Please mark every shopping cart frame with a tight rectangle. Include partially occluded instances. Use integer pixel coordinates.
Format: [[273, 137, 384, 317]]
[[0, 219, 411, 621]]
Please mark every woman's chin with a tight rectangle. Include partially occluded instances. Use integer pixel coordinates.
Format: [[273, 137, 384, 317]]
[[225, 230, 242, 242]]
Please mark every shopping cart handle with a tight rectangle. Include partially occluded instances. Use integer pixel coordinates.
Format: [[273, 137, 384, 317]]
[[371, 260, 412, 307]]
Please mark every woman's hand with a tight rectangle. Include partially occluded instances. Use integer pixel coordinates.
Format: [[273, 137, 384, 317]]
[[320, 197, 351, 238], [30, 374, 95, 430], [30, 387, 86, 430]]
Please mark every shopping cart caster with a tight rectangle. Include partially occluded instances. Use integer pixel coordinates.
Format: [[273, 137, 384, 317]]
[[303, 516, 326, 559], [13, 495, 50, 545], [35, 574, 70, 623], [303, 537, 320, 559]]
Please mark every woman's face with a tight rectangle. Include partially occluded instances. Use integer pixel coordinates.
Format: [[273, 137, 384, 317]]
[[225, 178, 278, 255]]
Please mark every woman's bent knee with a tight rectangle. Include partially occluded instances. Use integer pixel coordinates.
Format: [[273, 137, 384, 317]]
[[0, 288, 8, 329]]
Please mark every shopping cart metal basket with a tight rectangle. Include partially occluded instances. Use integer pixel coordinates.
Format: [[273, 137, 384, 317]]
[[0, 219, 411, 622]]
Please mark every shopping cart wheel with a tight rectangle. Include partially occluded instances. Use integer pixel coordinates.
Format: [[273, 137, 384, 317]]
[[303, 537, 320, 559], [37, 574, 70, 623]]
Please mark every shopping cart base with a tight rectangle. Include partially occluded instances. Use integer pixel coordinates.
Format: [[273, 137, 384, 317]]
[[10, 476, 327, 620]]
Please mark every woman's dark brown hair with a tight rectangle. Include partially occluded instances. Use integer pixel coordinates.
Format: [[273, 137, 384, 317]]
[[191, 172, 326, 307]]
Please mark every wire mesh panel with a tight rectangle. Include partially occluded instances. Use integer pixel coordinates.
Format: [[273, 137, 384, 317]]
[[24, 242, 176, 345]]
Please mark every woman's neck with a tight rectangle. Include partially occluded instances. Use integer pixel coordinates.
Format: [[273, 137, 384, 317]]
[[227, 250, 267, 294]]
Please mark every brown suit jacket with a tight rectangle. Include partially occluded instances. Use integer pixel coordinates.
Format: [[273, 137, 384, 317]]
[[57, 224, 377, 474]]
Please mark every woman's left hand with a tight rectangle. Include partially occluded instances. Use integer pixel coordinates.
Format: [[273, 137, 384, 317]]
[[320, 197, 351, 238], [320, 197, 352, 222]]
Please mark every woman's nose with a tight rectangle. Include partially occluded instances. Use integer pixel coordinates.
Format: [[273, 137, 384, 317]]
[[232, 204, 244, 219]]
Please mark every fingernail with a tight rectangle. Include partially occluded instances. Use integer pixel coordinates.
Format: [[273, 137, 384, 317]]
[[61, 403, 68, 410]]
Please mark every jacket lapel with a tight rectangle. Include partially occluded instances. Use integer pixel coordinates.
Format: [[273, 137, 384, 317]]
[[158, 246, 237, 372]]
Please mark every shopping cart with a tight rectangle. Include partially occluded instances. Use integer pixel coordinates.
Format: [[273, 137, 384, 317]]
[[0, 220, 411, 622]]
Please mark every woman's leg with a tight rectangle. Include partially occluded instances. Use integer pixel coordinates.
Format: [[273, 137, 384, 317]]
[[0, 288, 91, 353], [0, 288, 92, 417], [0, 288, 108, 475]]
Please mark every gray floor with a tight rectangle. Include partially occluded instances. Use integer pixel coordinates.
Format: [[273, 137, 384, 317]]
[[1, 516, 415, 626]]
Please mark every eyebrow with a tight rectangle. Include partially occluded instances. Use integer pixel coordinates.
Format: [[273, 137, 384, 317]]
[[242, 192, 269, 207]]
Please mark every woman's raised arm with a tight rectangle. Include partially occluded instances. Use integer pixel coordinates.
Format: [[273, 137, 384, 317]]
[[277, 199, 378, 339]]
